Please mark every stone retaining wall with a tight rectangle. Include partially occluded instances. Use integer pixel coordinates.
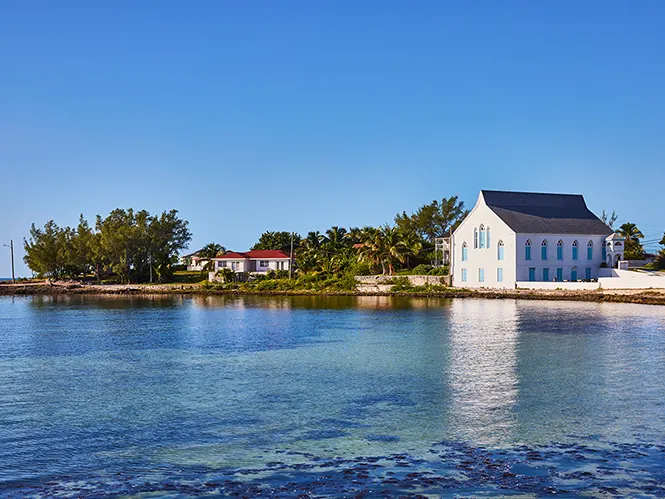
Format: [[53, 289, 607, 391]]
[[355, 275, 446, 286]]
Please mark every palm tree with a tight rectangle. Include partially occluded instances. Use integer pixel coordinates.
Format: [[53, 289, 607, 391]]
[[325, 226, 347, 249], [618, 223, 645, 260], [356, 226, 408, 275], [618, 223, 644, 244], [379, 226, 409, 275], [344, 227, 363, 246], [304, 231, 327, 250], [199, 242, 226, 273]]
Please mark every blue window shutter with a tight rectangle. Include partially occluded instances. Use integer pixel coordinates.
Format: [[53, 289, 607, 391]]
[[573, 246, 578, 260], [587, 246, 593, 260], [526, 246, 531, 260], [497, 268, 503, 282], [557, 246, 563, 260], [541, 245, 547, 260]]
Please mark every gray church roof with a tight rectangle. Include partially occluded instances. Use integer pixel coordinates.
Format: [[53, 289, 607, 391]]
[[482, 190, 613, 235]]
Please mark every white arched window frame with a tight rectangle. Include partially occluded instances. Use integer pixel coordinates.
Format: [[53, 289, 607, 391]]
[[541, 240, 548, 260], [497, 240, 504, 261], [587, 240, 593, 260], [572, 240, 579, 260], [462, 242, 468, 261], [474, 228, 478, 249], [557, 240, 563, 260], [525, 239, 532, 260], [479, 225, 485, 248]]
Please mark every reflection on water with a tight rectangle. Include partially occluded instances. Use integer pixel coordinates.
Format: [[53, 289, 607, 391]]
[[448, 299, 519, 444], [1, 295, 665, 497]]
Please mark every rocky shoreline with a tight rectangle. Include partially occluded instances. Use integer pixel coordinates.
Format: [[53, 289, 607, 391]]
[[1, 281, 665, 306]]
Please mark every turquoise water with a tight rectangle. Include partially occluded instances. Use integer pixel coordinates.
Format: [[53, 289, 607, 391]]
[[1, 295, 665, 497]]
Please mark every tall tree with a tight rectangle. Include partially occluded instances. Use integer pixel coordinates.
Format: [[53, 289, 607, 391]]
[[148, 210, 192, 282], [601, 210, 618, 229], [23, 220, 64, 280], [394, 196, 468, 241], [251, 231, 301, 252]]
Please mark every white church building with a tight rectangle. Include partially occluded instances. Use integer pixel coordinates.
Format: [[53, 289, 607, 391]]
[[451, 190, 625, 289]]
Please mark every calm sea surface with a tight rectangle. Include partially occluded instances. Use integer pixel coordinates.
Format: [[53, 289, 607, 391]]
[[1, 295, 664, 497]]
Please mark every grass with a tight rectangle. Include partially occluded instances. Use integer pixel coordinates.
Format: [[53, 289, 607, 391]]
[[172, 270, 208, 284]]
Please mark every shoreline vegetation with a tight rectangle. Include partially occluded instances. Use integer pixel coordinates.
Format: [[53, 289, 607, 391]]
[[1, 280, 665, 306], [17, 199, 665, 292]]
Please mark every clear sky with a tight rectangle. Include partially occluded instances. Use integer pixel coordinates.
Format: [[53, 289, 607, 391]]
[[1, 1, 664, 277]]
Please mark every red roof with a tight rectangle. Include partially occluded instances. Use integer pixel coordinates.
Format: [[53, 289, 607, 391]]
[[215, 251, 249, 259], [215, 250, 290, 260]]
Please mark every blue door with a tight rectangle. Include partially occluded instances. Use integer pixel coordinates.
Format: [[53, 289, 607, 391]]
[[571, 268, 578, 281], [528, 268, 536, 282], [543, 268, 549, 281], [556, 268, 563, 281], [586, 267, 591, 280]]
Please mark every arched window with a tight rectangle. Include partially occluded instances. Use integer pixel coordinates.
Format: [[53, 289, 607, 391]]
[[541, 240, 548, 260], [525, 239, 532, 260], [557, 240, 563, 260], [572, 240, 579, 260], [497, 240, 504, 261], [587, 240, 593, 260], [474, 228, 478, 249], [479, 225, 485, 248], [462, 242, 468, 261], [602, 242, 607, 261], [486, 227, 491, 248]]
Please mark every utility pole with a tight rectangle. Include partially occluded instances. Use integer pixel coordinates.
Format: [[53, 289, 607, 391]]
[[289, 232, 294, 279], [3, 240, 15, 284]]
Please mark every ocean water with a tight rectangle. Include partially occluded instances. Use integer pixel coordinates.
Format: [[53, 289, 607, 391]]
[[0, 295, 664, 497]]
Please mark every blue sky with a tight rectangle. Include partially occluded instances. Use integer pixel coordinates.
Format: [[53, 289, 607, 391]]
[[1, 1, 664, 276]]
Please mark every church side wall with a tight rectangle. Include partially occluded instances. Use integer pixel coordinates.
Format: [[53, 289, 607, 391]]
[[515, 234, 608, 282]]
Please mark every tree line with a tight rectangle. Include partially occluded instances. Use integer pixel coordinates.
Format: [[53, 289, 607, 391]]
[[203, 196, 469, 277], [23, 209, 191, 283]]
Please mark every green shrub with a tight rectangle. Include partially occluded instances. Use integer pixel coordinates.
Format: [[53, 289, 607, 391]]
[[428, 265, 449, 276], [389, 276, 412, 292], [255, 280, 279, 291], [412, 264, 433, 275], [275, 269, 290, 279]]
